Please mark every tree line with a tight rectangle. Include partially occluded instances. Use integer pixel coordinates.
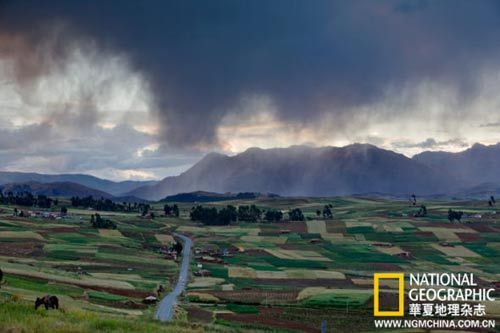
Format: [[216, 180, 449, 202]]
[[0, 192, 56, 208], [70, 196, 150, 214], [189, 204, 305, 225]]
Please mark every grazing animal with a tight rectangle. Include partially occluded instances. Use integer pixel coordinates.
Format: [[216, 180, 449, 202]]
[[35, 295, 59, 310]]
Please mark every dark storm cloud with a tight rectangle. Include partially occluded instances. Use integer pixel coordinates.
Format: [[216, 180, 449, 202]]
[[2, 0, 500, 147]]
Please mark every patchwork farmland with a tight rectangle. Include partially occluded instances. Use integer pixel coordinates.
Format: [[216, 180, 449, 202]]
[[0, 196, 498, 332], [179, 197, 500, 332]]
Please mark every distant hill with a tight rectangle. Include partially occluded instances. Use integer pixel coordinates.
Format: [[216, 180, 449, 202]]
[[128, 144, 456, 200], [452, 182, 500, 199], [0, 181, 113, 198], [0, 172, 156, 196], [3, 143, 497, 201], [162, 191, 279, 203], [413, 143, 500, 187]]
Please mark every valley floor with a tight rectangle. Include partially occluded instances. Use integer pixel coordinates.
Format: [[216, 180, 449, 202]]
[[0, 197, 498, 332]]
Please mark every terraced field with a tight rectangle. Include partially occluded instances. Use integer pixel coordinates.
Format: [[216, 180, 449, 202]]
[[174, 197, 500, 332], [3, 214, 173, 290], [0, 197, 499, 332], [0, 204, 215, 332]]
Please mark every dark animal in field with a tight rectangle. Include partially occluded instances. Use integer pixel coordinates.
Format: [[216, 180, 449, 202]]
[[35, 295, 59, 310]]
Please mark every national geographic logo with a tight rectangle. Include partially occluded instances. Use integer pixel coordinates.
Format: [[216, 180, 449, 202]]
[[373, 273, 405, 317], [373, 272, 496, 317]]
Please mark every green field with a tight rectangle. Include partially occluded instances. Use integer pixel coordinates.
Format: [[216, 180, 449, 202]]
[[0, 197, 499, 332]]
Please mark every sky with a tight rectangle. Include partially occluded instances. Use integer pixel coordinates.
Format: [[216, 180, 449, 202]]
[[0, 0, 499, 181]]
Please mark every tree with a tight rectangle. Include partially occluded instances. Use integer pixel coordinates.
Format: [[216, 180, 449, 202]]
[[322, 205, 333, 219], [164, 204, 180, 217], [218, 206, 236, 225], [447, 209, 453, 222], [265, 209, 283, 222], [409, 194, 417, 206], [448, 209, 463, 223], [249, 205, 261, 221], [414, 205, 427, 217], [141, 204, 149, 217], [173, 240, 183, 255], [164, 204, 172, 216], [226, 205, 238, 221], [173, 204, 180, 217], [90, 213, 117, 229], [190, 205, 204, 222], [316, 210, 321, 217], [288, 208, 305, 221], [237, 205, 261, 222]]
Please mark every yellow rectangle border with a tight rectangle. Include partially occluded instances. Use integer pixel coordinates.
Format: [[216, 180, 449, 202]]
[[373, 272, 404, 316]]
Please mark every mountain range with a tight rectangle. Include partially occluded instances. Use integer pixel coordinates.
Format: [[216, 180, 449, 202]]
[[128, 143, 500, 200], [0, 181, 113, 199], [0, 172, 156, 196], [413, 143, 500, 187], [1, 143, 498, 201]]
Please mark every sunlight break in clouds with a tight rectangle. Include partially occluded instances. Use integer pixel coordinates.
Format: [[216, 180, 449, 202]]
[[0, 30, 185, 180], [216, 71, 500, 158], [0, 31, 153, 129]]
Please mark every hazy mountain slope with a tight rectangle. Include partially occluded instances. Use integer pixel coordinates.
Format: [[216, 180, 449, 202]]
[[453, 182, 500, 199], [0, 181, 113, 198], [0, 172, 156, 196], [129, 144, 453, 200], [413, 143, 500, 187], [4, 143, 497, 201]]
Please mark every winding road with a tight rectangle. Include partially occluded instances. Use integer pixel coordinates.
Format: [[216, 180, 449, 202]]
[[155, 233, 192, 322]]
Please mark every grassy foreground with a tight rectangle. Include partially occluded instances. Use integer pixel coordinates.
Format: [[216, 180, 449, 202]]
[[0, 294, 226, 333]]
